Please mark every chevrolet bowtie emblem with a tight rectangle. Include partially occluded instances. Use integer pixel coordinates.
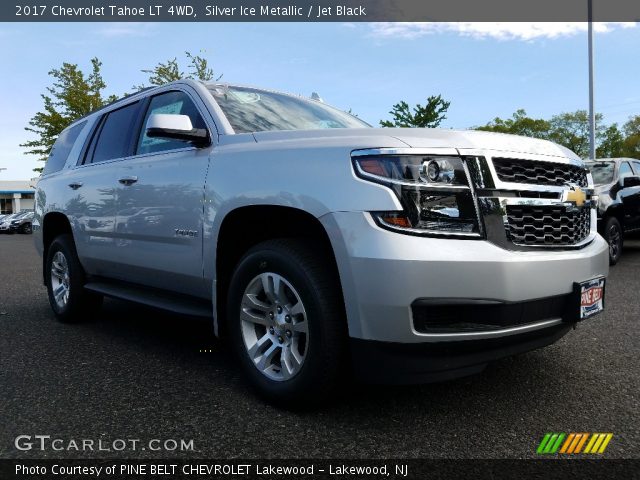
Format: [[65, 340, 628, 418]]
[[563, 186, 586, 207]]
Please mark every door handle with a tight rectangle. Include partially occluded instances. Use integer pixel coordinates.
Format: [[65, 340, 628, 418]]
[[68, 182, 83, 190], [118, 176, 138, 186]]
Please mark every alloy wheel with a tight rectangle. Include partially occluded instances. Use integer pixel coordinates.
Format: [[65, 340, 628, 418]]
[[240, 272, 309, 381], [50, 251, 70, 309]]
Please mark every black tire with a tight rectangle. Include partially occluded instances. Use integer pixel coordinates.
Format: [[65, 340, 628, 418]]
[[45, 234, 103, 323], [604, 217, 623, 266], [227, 239, 348, 407], [19, 223, 32, 234]]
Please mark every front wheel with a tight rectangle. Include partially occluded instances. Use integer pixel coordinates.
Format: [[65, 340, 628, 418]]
[[45, 234, 103, 323], [604, 217, 623, 266], [227, 239, 348, 406], [19, 223, 32, 234]]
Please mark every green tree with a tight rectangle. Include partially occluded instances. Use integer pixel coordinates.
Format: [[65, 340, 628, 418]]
[[477, 109, 617, 159], [20, 58, 117, 172], [596, 123, 625, 158], [547, 110, 605, 159], [137, 50, 220, 89], [622, 115, 640, 158], [380, 95, 451, 128], [476, 109, 551, 139]]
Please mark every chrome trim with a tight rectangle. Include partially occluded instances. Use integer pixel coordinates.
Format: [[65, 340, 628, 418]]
[[351, 147, 459, 157], [462, 150, 597, 251], [499, 197, 596, 207], [411, 318, 564, 341], [462, 157, 485, 238], [479, 196, 597, 250]]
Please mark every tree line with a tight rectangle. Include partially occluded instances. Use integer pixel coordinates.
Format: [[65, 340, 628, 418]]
[[22, 55, 639, 172], [381, 99, 639, 159]]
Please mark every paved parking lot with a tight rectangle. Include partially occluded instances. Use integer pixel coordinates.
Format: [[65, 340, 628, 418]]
[[1, 234, 638, 459]]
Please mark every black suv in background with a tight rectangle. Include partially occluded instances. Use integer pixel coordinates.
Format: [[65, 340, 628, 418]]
[[587, 158, 640, 264]]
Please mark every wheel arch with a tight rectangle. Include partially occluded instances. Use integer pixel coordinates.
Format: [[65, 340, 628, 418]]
[[41, 212, 73, 284], [214, 205, 344, 337], [603, 205, 625, 232]]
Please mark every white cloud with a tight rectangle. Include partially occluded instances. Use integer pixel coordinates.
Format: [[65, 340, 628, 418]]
[[96, 22, 156, 38], [369, 22, 637, 41]]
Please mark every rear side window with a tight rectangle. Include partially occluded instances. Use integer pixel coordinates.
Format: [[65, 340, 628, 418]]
[[43, 121, 86, 175], [632, 161, 640, 175], [136, 91, 207, 156], [619, 162, 633, 179], [90, 101, 140, 163]]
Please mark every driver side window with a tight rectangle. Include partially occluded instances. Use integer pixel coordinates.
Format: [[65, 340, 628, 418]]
[[137, 90, 207, 156]]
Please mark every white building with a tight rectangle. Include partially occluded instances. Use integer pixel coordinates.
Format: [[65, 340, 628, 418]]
[[0, 180, 37, 214]]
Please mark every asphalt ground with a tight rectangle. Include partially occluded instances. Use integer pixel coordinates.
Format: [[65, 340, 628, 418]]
[[0, 234, 638, 459]]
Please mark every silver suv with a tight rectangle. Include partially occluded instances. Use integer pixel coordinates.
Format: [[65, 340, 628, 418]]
[[34, 80, 608, 404]]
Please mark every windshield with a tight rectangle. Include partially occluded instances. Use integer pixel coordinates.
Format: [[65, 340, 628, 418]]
[[207, 85, 370, 133], [586, 161, 615, 185]]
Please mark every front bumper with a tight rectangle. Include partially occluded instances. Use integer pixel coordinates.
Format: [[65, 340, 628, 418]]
[[321, 212, 609, 383], [322, 211, 608, 380]]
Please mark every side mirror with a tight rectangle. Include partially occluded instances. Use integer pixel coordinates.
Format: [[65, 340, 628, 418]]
[[146, 114, 210, 147], [622, 176, 640, 188]]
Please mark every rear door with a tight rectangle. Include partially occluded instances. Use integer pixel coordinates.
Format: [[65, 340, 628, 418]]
[[111, 87, 213, 297], [65, 101, 142, 277]]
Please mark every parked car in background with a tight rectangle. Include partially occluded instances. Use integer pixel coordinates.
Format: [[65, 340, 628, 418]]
[[0, 211, 34, 234], [0, 213, 19, 233], [34, 80, 608, 405], [586, 158, 640, 265], [10, 211, 34, 234]]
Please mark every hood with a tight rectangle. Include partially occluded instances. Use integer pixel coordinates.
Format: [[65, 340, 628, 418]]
[[249, 128, 580, 160]]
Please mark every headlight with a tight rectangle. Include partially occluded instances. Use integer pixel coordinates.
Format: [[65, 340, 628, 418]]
[[352, 153, 482, 237]]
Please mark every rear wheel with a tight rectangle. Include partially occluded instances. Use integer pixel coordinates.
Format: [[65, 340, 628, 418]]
[[19, 223, 32, 234], [227, 239, 347, 406], [45, 234, 103, 323], [604, 217, 623, 265]]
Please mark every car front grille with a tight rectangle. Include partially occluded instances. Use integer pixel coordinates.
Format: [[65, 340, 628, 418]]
[[492, 157, 588, 188], [505, 205, 591, 246]]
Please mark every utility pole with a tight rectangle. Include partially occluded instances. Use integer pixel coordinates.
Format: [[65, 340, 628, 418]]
[[588, 0, 596, 160]]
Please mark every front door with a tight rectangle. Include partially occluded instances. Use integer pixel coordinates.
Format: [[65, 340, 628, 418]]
[[112, 88, 213, 297], [618, 161, 640, 230]]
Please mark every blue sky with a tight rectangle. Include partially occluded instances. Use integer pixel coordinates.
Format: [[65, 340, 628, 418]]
[[0, 22, 639, 179]]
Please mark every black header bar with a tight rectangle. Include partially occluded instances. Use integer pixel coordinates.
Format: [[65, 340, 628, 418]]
[[4, 0, 640, 22]]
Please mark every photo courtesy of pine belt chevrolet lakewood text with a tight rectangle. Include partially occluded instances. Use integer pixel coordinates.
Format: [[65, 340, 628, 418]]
[[33, 80, 608, 405]]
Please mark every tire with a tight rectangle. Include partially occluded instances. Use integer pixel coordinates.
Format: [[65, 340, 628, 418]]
[[227, 239, 348, 407], [45, 234, 103, 323], [19, 223, 32, 234], [604, 217, 623, 266]]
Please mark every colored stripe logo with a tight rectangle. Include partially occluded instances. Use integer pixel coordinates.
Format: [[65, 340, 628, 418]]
[[537, 433, 613, 455]]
